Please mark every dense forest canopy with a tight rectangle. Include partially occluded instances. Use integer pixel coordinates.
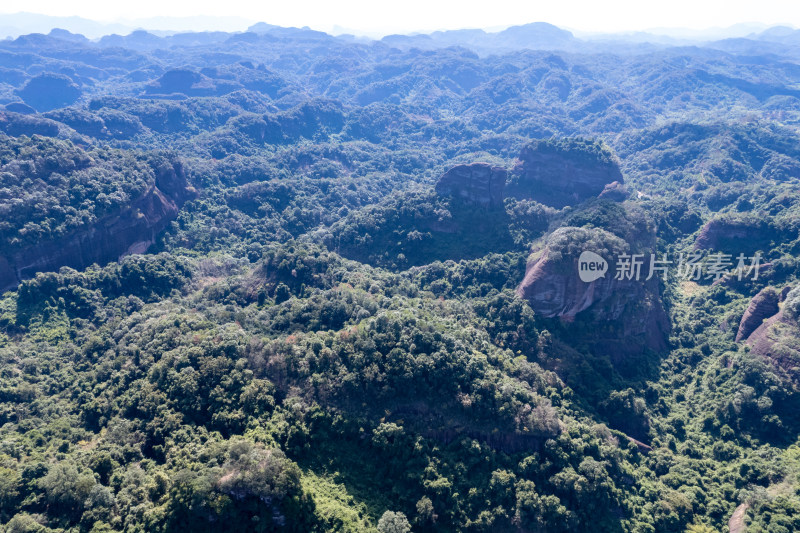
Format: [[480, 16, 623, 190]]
[[1, 19, 800, 533]]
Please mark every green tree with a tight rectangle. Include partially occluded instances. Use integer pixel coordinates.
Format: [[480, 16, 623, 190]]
[[377, 511, 411, 533]]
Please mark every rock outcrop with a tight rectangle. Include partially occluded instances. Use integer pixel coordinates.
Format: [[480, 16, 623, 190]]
[[0, 159, 194, 292], [736, 287, 781, 342], [516, 226, 669, 359], [746, 310, 800, 380], [694, 217, 779, 254], [506, 138, 623, 208], [781, 285, 792, 301], [598, 181, 629, 201], [742, 287, 800, 382], [434, 162, 507, 208]]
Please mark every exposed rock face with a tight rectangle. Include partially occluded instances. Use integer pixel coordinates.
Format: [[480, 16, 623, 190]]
[[0, 159, 194, 292], [506, 138, 623, 208], [435, 162, 507, 208], [598, 181, 629, 201], [517, 246, 615, 318], [781, 285, 792, 301], [744, 286, 800, 381], [694, 217, 777, 254], [736, 287, 780, 342], [516, 226, 669, 359], [746, 310, 800, 381]]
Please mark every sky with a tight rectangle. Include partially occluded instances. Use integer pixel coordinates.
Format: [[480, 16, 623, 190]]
[[1, 0, 800, 36]]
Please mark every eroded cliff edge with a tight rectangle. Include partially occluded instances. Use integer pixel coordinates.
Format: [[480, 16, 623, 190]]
[[515, 223, 669, 361], [0, 157, 194, 292]]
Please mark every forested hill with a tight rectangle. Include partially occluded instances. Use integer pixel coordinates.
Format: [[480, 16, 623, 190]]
[[1, 20, 800, 533]]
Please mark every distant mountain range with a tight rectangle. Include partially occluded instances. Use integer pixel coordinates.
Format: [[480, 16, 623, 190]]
[[0, 12, 256, 39], [1, 11, 798, 51], [0, 15, 797, 60]]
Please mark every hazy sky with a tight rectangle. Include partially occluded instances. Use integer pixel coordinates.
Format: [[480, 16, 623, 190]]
[[2, 0, 800, 35]]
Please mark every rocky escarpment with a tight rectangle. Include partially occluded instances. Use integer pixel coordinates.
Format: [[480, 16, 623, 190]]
[[0, 159, 194, 292], [747, 311, 800, 380], [598, 181, 629, 201], [516, 225, 669, 359], [744, 286, 800, 382], [736, 287, 781, 342], [434, 162, 507, 208], [506, 138, 623, 208], [694, 216, 781, 255]]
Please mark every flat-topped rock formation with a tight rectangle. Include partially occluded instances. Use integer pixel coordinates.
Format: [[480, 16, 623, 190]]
[[435, 162, 507, 208]]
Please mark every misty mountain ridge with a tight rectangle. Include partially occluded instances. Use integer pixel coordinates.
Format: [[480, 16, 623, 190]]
[[2, 11, 799, 55]]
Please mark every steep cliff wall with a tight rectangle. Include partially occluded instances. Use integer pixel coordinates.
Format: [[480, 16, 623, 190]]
[[506, 138, 623, 208], [435, 162, 507, 208], [745, 286, 800, 383], [694, 217, 780, 255], [736, 286, 781, 342], [0, 159, 193, 292], [516, 225, 669, 359]]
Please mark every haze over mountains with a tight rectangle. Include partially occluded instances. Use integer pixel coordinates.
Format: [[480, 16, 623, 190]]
[[0, 13, 255, 39], [0, 11, 797, 51]]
